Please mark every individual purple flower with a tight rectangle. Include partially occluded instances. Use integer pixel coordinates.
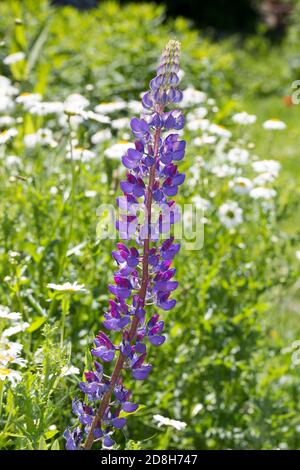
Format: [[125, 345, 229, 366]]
[[91, 331, 115, 362], [160, 134, 186, 164], [64, 427, 83, 451], [130, 117, 151, 142], [65, 40, 186, 450]]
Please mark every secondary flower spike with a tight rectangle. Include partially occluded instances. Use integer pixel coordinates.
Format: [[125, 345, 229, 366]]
[[64, 40, 186, 450]]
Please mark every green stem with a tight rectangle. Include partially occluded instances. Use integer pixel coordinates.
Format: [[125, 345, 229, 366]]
[[60, 294, 70, 349], [58, 117, 76, 279], [48, 119, 76, 318]]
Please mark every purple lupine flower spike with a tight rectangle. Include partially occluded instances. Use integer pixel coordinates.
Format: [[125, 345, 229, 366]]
[[65, 40, 185, 450]]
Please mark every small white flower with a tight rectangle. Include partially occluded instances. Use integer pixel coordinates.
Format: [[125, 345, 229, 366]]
[[230, 177, 253, 195], [232, 111, 257, 125], [3, 51, 25, 65], [111, 117, 130, 130], [0, 306, 21, 321], [227, 147, 249, 165], [84, 190, 97, 198], [209, 124, 231, 138], [0, 96, 14, 113], [66, 147, 96, 162], [263, 119, 286, 130], [187, 107, 208, 121], [60, 365, 80, 377], [211, 164, 237, 178], [250, 187, 277, 200], [253, 172, 276, 185], [94, 100, 126, 114], [193, 135, 216, 146], [252, 160, 281, 177], [296, 251, 300, 261], [127, 100, 144, 114], [16, 92, 42, 110], [29, 101, 64, 116], [104, 141, 135, 160], [0, 337, 27, 387], [0, 128, 18, 144], [187, 118, 210, 132], [47, 281, 87, 293], [0, 368, 22, 386], [191, 195, 211, 211], [2, 322, 29, 337], [91, 129, 112, 144], [153, 414, 187, 431], [85, 111, 111, 124], [218, 201, 243, 228], [0, 115, 15, 127], [179, 87, 206, 107], [24, 128, 57, 148], [64, 93, 90, 116]]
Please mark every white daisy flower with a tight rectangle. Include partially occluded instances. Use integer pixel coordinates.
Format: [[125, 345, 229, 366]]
[[0, 128, 18, 144], [0, 368, 22, 386], [263, 119, 286, 130], [47, 281, 87, 293], [91, 129, 112, 144], [84, 190, 97, 198], [60, 365, 80, 377], [191, 195, 211, 211], [66, 147, 96, 162], [211, 164, 237, 178], [111, 117, 130, 130], [85, 111, 111, 124], [0, 115, 15, 127], [253, 172, 276, 185], [127, 100, 144, 114], [0, 306, 21, 321], [230, 177, 253, 195], [250, 187, 277, 200], [179, 87, 206, 107], [29, 101, 64, 116], [218, 201, 243, 228], [64, 93, 90, 116], [0, 95, 14, 113], [16, 92, 42, 110], [104, 141, 135, 160], [24, 128, 57, 148], [227, 148, 249, 165], [252, 160, 281, 177], [94, 100, 126, 114], [153, 414, 187, 431], [3, 51, 25, 65], [0, 337, 27, 387], [193, 135, 217, 146], [187, 107, 208, 120], [2, 323, 29, 338], [209, 124, 231, 138], [187, 118, 210, 132], [232, 111, 257, 125]]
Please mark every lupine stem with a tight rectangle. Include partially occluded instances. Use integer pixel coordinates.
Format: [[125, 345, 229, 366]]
[[83, 127, 162, 450]]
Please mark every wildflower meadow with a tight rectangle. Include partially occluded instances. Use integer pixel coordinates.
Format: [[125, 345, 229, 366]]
[[0, 0, 300, 454]]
